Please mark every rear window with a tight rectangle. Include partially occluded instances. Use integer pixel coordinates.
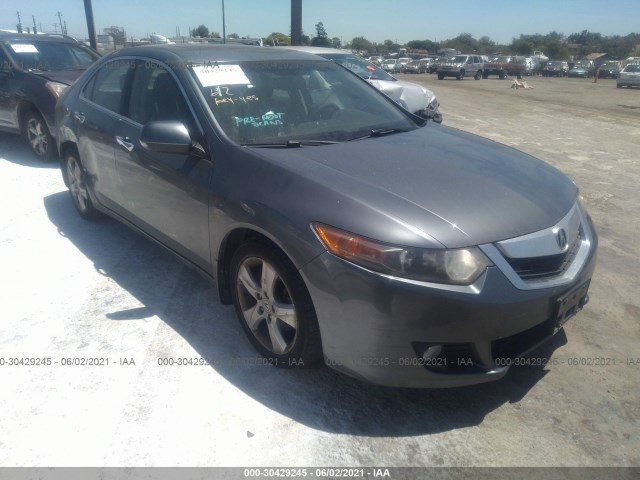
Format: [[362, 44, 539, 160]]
[[6, 40, 97, 71]]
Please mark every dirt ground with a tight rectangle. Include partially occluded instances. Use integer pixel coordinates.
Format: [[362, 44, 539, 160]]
[[0, 74, 638, 469]]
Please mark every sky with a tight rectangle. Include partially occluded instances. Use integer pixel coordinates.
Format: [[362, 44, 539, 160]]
[[1, 0, 639, 45]]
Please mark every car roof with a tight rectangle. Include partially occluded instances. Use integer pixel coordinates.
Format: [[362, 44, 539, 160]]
[[105, 44, 329, 64], [0, 33, 80, 44], [280, 45, 351, 55]]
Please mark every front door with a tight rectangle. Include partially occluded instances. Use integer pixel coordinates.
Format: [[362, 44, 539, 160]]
[[112, 60, 212, 269]]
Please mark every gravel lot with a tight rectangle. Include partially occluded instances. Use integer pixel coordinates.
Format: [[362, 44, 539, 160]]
[[0, 74, 638, 469]]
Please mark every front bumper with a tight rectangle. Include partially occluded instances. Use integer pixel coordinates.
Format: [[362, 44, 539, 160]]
[[300, 216, 597, 388]]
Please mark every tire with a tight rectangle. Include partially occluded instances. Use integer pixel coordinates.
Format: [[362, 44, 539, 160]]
[[230, 241, 323, 368], [22, 111, 54, 160], [499, 71, 506, 80], [437, 73, 444, 80], [482, 73, 488, 79], [63, 151, 101, 220], [457, 70, 465, 80], [474, 70, 482, 80]]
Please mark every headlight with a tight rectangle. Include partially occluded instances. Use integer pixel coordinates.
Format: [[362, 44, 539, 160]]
[[45, 81, 69, 99], [312, 223, 492, 285]]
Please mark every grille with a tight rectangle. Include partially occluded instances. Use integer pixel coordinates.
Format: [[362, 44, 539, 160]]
[[505, 229, 582, 281]]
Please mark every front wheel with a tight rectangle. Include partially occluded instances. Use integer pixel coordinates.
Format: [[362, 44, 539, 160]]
[[474, 70, 482, 80], [231, 242, 323, 368], [457, 70, 465, 80], [437, 73, 444, 80], [22, 111, 54, 160]]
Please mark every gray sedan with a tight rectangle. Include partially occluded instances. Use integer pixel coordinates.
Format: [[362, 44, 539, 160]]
[[56, 45, 597, 388]]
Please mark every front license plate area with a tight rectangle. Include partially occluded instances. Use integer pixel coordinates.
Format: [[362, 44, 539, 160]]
[[554, 280, 590, 331]]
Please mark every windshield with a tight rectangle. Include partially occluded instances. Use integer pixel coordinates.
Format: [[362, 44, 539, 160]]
[[190, 60, 416, 146], [319, 53, 395, 81], [449, 56, 467, 63], [5, 41, 98, 71]]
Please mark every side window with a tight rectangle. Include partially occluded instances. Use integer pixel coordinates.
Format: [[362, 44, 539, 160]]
[[128, 62, 191, 127], [84, 61, 131, 114], [0, 48, 11, 73]]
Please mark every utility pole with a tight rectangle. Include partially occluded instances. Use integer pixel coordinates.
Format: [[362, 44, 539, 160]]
[[56, 12, 64, 35], [63, 21, 68, 35], [16, 11, 23, 33], [32, 16, 38, 34], [222, 0, 226, 44], [83, 0, 97, 50], [291, 0, 302, 46]]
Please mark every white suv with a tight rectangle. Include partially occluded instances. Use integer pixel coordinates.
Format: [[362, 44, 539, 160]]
[[437, 55, 484, 80]]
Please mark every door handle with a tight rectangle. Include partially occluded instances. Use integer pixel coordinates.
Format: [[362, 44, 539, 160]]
[[115, 136, 135, 152], [73, 112, 85, 123]]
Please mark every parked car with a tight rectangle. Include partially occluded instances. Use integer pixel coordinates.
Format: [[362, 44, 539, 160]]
[[617, 63, 640, 88], [367, 55, 384, 66], [437, 54, 484, 80], [568, 60, 595, 78], [543, 60, 569, 77], [0, 33, 99, 159], [381, 58, 401, 73], [597, 62, 620, 79], [568, 66, 591, 78], [283, 46, 441, 122], [483, 56, 525, 79], [56, 44, 597, 388], [402, 60, 429, 74], [397, 57, 412, 68]]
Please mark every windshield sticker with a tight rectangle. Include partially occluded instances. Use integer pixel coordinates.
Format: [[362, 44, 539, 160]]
[[192, 64, 250, 87], [210, 86, 259, 106], [234, 112, 285, 128], [10, 44, 39, 53]]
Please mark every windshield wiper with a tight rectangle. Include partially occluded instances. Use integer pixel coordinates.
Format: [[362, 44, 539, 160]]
[[242, 140, 340, 148], [350, 128, 409, 141]]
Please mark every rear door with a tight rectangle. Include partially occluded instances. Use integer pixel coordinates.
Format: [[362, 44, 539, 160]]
[[112, 59, 212, 268], [74, 59, 133, 208]]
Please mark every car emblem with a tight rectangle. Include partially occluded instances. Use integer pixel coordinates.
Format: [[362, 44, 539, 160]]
[[556, 229, 568, 250]]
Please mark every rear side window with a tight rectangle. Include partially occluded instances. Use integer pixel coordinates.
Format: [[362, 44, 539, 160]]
[[83, 61, 131, 114]]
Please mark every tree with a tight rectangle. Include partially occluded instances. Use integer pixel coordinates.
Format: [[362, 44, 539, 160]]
[[312, 21, 330, 46], [349, 36, 373, 53], [103, 26, 126, 46], [331, 37, 341, 48], [210, 32, 221, 39], [191, 24, 209, 38], [406, 39, 437, 52], [265, 32, 291, 46]]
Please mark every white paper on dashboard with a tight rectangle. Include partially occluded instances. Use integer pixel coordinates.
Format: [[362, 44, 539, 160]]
[[10, 44, 39, 53], [192, 64, 250, 86]]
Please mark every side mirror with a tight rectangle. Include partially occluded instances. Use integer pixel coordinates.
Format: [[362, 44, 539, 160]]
[[140, 121, 192, 155]]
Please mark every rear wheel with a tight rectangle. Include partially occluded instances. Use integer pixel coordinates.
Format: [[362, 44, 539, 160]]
[[22, 111, 54, 160], [63, 152, 101, 220], [499, 71, 506, 80], [231, 241, 323, 368], [437, 73, 444, 80]]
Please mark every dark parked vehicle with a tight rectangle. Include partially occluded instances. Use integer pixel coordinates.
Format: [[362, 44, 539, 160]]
[[543, 60, 569, 77], [403, 60, 429, 74], [56, 45, 597, 388], [597, 62, 620, 79], [0, 33, 99, 159]]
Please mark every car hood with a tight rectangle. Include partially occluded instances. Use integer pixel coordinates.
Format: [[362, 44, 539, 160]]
[[368, 79, 433, 113], [33, 69, 86, 86], [251, 125, 577, 248]]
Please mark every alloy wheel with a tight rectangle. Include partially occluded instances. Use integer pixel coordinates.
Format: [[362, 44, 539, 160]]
[[236, 256, 298, 355], [66, 156, 89, 212], [27, 117, 49, 156]]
